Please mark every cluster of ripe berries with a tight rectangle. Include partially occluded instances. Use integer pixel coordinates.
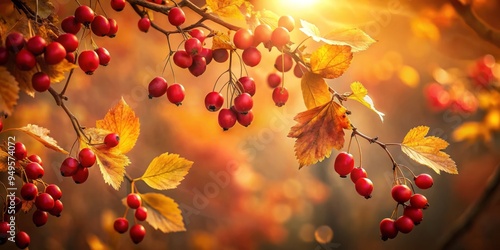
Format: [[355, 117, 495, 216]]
[[0, 142, 64, 249], [59, 133, 119, 183], [333, 152, 434, 240], [113, 193, 148, 244]]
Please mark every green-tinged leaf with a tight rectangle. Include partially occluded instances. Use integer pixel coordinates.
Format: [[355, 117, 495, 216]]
[[140, 193, 186, 233], [301, 72, 331, 109], [139, 153, 193, 190], [348, 82, 384, 121], [310, 44, 352, 79]]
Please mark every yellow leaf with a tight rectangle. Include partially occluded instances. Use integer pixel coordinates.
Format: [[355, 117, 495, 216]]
[[212, 31, 234, 50], [0, 66, 20, 116], [96, 98, 140, 154], [310, 44, 353, 79], [401, 126, 457, 174], [11, 124, 68, 154], [301, 72, 331, 109], [41, 59, 77, 84], [288, 100, 352, 168], [80, 128, 131, 190], [87, 235, 111, 250], [299, 19, 322, 42], [139, 193, 186, 233], [258, 9, 280, 29], [206, 0, 245, 19], [348, 81, 385, 121], [452, 122, 491, 142], [0, 149, 9, 172], [139, 153, 193, 190]]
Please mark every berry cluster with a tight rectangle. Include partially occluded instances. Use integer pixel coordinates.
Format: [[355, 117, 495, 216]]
[[1, 142, 64, 249], [113, 193, 148, 244], [334, 152, 373, 198]]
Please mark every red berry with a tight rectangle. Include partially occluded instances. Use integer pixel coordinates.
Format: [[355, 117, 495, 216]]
[[111, 0, 126, 11], [173, 50, 193, 68], [114, 217, 129, 233], [278, 15, 295, 32], [72, 166, 89, 184], [15, 231, 30, 249], [0, 46, 9, 65], [410, 194, 429, 209], [199, 48, 213, 64], [238, 76, 256, 96], [138, 17, 151, 33], [32, 72, 51, 92], [91, 15, 110, 36], [56, 34, 79, 53], [32, 210, 48, 227], [233, 29, 254, 50], [253, 24, 272, 46], [45, 184, 62, 200], [49, 200, 63, 217], [168, 7, 185, 26], [14, 142, 27, 160], [350, 167, 367, 183], [212, 49, 229, 63], [95, 47, 111, 66], [184, 38, 202, 55], [44, 42, 67, 65], [391, 184, 412, 203], [127, 193, 142, 209], [233, 93, 253, 114], [424, 83, 451, 111], [35, 193, 55, 211], [414, 174, 433, 189], [218, 108, 237, 131], [148, 76, 168, 98], [166, 83, 185, 105], [189, 28, 205, 43], [78, 50, 99, 74], [274, 53, 293, 72], [25, 162, 44, 179], [395, 215, 414, 233], [355, 178, 373, 199], [74, 5, 95, 24], [271, 27, 290, 49], [403, 206, 424, 225], [272, 87, 289, 107], [6, 32, 25, 51], [380, 218, 398, 240], [21, 183, 38, 201], [0, 221, 9, 240], [205, 91, 224, 112], [28, 154, 43, 165], [61, 16, 82, 34], [26, 35, 47, 55], [66, 52, 76, 63], [104, 133, 120, 147], [79, 148, 96, 168], [135, 206, 148, 221], [267, 72, 282, 88], [237, 110, 254, 127], [107, 18, 119, 37], [334, 152, 354, 177], [294, 62, 308, 78], [242, 47, 261, 67], [60, 157, 79, 177], [188, 55, 207, 76], [15, 49, 36, 70], [129, 224, 146, 244]]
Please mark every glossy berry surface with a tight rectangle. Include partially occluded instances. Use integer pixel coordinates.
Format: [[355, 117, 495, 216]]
[[233, 93, 253, 114], [237, 110, 254, 127], [355, 178, 373, 199], [189, 28, 205, 43], [14, 142, 27, 160], [15, 231, 30, 249], [127, 193, 142, 209], [107, 18, 119, 37], [21, 183, 38, 201], [32, 210, 48, 227], [242, 47, 261, 67], [218, 108, 237, 131], [173, 50, 193, 68], [72, 167, 89, 184], [74, 5, 95, 24], [272, 87, 289, 107], [56, 33, 79, 52], [16, 49, 36, 70], [238, 76, 256, 96], [148, 77, 168, 98], [185, 38, 202, 55], [79, 148, 96, 168], [395, 215, 414, 233], [233, 29, 254, 50], [267, 73, 281, 88], [380, 218, 398, 240], [95, 47, 111, 66], [271, 27, 290, 49], [114, 217, 129, 233], [25, 162, 44, 179], [414, 174, 433, 189], [350, 167, 367, 183], [61, 16, 81, 34], [28, 154, 43, 165], [135, 206, 148, 221], [78, 50, 100, 74], [166, 83, 185, 105], [410, 194, 429, 209], [111, 0, 126, 11], [49, 200, 63, 217], [212, 49, 229, 63], [60, 157, 79, 176], [274, 53, 293, 72], [91, 15, 110, 36], [188, 55, 207, 76], [130, 224, 146, 244], [104, 133, 120, 147], [32, 72, 51, 92], [45, 184, 62, 200], [138, 17, 151, 32], [205, 91, 224, 112], [6, 32, 25, 51], [403, 206, 423, 225], [253, 24, 272, 45], [35, 193, 55, 211], [334, 152, 355, 177], [168, 7, 185, 26], [278, 15, 295, 32], [391, 184, 412, 203], [44, 42, 67, 65], [26, 36, 46, 55]]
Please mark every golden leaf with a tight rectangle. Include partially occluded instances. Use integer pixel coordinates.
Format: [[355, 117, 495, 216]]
[[258, 9, 280, 29], [206, 0, 245, 19], [212, 31, 234, 50], [301, 72, 331, 109], [80, 128, 131, 190], [452, 121, 491, 142], [139, 193, 186, 233], [21, 200, 34, 213], [87, 234, 111, 250], [401, 126, 457, 174], [310, 44, 353, 79], [288, 101, 352, 168], [347, 81, 384, 121], [96, 98, 140, 154], [139, 153, 193, 190], [11, 124, 68, 154], [0, 66, 20, 116], [41, 59, 77, 84], [0, 149, 9, 172]]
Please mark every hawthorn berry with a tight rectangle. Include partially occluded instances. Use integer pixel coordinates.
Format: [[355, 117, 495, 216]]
[[237, 110, 254, 127], [234, 93, 253, 114], [0, 47, 9, 65], [25, 162, 45, 179], [56, 33, 79, 52], [14, 142, 28, 160], [403, 206, 423, 225], [395, 215, 414, 233], [267, 73, 282, 88], [32, 72, 51, 92], [127, 193, 142, 209], [205, 91, 224, 112], [189, 28, 205, 43], [135, 206, 148, 221], [278, 15, 295, 32], [233, 29, 254, 50], [138, 17, 151, 33], [355, 178, 373, 199], [410, 194, 429, 209], [32, 210, 48, 227], [218, 108, 237, 131], [72, 166, 89, 184], [199, 48, 213, 64], [0, 221, 9, 243], [350, 167, 367, 183], [391, 184, 412, 203], [45, 184, 62, 200], [114, 217, 129, 233], [35, 193, 55, 211], [271, 27, 290, 49], [212, 49, 229, 63], [95, 47, 111, 66], [414, 174, 433, 189], [168, 7, 186, 26], [78, 50, 100, 74], [21, 183, 38, 201], [61, 16, 82, 34], [238, 76, 256, 96], [66, 52, 76, 63], [60, 157, 79, 176], [379, 218, 398, 240], [15, 231, 30, 249], [242, 47, 261, 67], [111, 0, 126, 11], [15, 49, 36, 70], [74, 5, 95, 24], [148, 76, 168, 98], [91, 15, 110, 36], [272, 87, 289, 107], [274, 53, 293, 72], [104, 133, 120, 147], [253, 24, 272, 46], [173, 50, 193, 68], [28, 154, 43, 165], [294, 62, 308, 78], [166, 83, 185, 105], [6, 32, 25, 51], [185, 38, 202, 55], [26, 35, 47, 55], [188, 55, 207, 77], [130, 224, 146, 244], [107, 18, 119, 37], [79, 148, 96, 168], [49, 200, 63, 217], [334, 152, 355, 177], [44, 42, 67, 65]]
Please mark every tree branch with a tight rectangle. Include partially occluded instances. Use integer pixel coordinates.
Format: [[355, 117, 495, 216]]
[[437, 163, 500, 249], [449, 0, 500, 48]]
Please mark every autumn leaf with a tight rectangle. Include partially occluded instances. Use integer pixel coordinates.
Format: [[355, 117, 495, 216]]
[[299, 19, 322, 42], [258, 9, 280, 29], [41, 59, 77, 84], [10, 124, 68, 154], [288, 100, 352, 168], [310, 44, 353, 79], [0, 66, 20, 116], [212, 31, 234, 50], [401, 126, 458, 174], [139, 153, 193, 190], [452, 121, 491, 142], [96, 98, 140, 154], [26, 0, 55, 19], [206, 0, 245, 19], [139, 193, 186, 233], [301, 72, 331, 109], [347, 82, 385, 121], [0, 149, 9, 172]]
